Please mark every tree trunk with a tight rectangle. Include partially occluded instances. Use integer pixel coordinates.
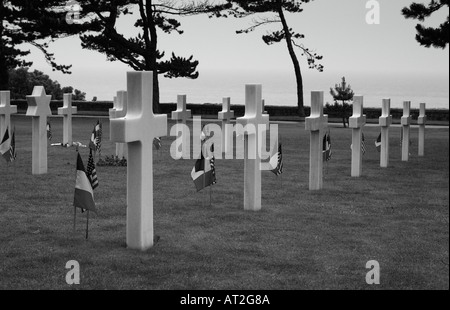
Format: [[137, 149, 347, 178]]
[[0, 1, 9, 90], [146, 0, 160, 114], [278, 4, 305, 119], [152, 71, 160, 113], [342, 100, 347, 128]]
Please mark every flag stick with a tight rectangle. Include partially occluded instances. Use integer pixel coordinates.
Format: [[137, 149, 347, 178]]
[[74, 148, 79, 232], [209, 185, 212, 207], [86, 210, 89, 240]]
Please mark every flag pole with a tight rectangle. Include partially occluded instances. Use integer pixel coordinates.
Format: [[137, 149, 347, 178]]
[[86, 210, 90, 240], [209, 185, 212, 207], [74, 146, 79, 232]]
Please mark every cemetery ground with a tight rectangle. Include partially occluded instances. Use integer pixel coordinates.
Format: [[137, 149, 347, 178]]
[[0, 115, 448, 290]]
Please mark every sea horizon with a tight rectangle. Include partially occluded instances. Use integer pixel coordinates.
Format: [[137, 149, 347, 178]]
[[49, 68, 449, 110]]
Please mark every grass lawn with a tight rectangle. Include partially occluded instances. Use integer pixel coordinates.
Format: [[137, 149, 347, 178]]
[[0, 115, 448, 290]]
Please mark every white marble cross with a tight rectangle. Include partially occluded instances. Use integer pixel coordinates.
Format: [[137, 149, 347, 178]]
[[109, 91, 128, 159], [26, 86, 52, 175], [401, 101, 411, 162], [110, 71, 167, 251], [418, 103, 427, 157], [57, 93, 77, 145], [379, 99, 392, 168], [171, 95, 191, 158], [218, 97, 234, 156], [0, 91, 18, 137], [237, 85, 269, 211], [349, 95, 366, 177], [305, 91, 328, 190]]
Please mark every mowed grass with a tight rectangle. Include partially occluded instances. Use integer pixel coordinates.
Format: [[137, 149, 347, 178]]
[[0, 115, 448, 290]]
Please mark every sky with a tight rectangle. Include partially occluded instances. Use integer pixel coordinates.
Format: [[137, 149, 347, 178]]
[[22, 0, 450, 102]]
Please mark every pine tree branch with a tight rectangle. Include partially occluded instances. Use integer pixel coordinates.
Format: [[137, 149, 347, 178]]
[[236, 17, 281, 34]]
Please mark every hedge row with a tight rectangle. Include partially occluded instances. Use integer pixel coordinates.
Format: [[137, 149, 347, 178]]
[[11, 100, 449, 122]]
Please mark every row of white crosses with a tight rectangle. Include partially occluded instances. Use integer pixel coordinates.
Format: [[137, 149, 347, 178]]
[[349, 97, 427, 176], [109, 73, 271, 250], [0, 91, 18, 138], [1, 88, 78, 174]]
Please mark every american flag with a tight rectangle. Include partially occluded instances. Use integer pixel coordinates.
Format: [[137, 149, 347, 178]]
[[270, 143, 283, 176], [89, 120, 102, 152], [153, 137, 162, 150], [361, 132, 367, 155], [97, 121, 102, 151], [210, 143, 216, 185], [47, 122, 52, 140], [323, 132, 332, 162], [86, 149, 99, 190], [375, 133, 382, 152], [10, 128, 16, 161]]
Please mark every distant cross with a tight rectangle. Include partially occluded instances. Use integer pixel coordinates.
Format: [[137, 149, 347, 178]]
[[262, 99, 268, 115], [237, 85, 269, 211], [379, 99, 392, 168], [305, 91, 328, 190], [218, 97, 234, 156], [401, 101, 412, 162], [418, 103, 427, 157], [109, 91, 128, 159], [349, 95, 367, 177], [171, 95, 191, 158], [58, 93, 77, 145], [26, 86, 52, 175], [110, 71, 167, 251], [0, 91, 18, 137]]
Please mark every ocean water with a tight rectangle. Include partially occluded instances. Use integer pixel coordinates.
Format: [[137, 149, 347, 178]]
[[73, 69, 449, 110]]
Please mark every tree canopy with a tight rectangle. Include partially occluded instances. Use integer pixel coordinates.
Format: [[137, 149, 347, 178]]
[[64, 0, 228, 111], [8, 68, 86, 100], [329, 77, 354, 128], [216, 0, 323, 118], [402, 0, 449, 49], [0, 0, 100, 89]]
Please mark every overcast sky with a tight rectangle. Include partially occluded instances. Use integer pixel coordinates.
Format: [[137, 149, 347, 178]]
[[23, 0, 449, 100]]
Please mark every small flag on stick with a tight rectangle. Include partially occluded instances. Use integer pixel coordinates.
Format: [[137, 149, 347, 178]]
[[210, 143, 217, 186], [9, 128, 16, 162], [375, 133, 382, 152], [89, 120, 102, 152], [153, 137, 162, 150], [191, 150, 216, 192], [323, 132, 332, 162], [270, 143, 283, 176], [47, 122, 52, 140], [86, 149, 99, 190], [0, 127, 12, 162], [361, 132, 367, 155], [74, 153, 97, 213]]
